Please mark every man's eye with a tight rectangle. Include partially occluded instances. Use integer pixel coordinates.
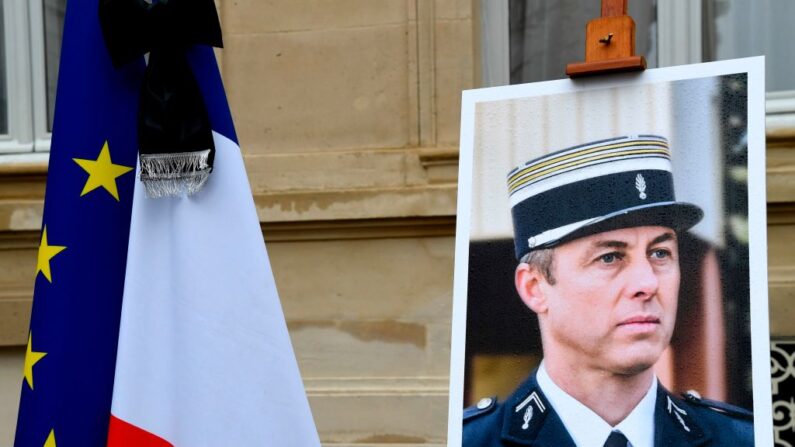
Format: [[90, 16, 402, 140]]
[[599, 253, 622, 264], [650, 249, 671, 259]]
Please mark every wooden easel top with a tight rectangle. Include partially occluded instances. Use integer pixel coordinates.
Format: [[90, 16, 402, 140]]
[[566, 0, 647, 78]]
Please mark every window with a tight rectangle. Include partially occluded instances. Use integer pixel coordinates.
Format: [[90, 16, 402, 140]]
[[701, 0, 795, 129], [482, 0, 795, 129], [0, 2, 6, 136], [0, 0, 65, 155], [702, 0, 794, 92], [658, 0, 795, 129]]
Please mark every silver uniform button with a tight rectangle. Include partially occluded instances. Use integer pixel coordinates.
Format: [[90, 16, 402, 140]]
[[477, 397, 493, 409]]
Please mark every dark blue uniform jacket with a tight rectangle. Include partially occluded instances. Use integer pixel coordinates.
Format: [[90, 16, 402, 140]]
[[463, 370, 754, 446]]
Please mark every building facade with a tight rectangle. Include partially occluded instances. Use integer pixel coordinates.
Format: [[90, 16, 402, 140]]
[[0, 1, 793, 446]]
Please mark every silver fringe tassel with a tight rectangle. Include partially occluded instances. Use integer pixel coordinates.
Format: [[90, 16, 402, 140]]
[[139, 149, 211, 198]]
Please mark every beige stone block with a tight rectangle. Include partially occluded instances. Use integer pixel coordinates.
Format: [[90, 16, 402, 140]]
[[770, 284, 795, 337], [0, 246, 37, 286], [0, 165, 47, 201], [309, 391, 448, 444], [290, 320, 436, 377], [0, 202, 43, 232], [768, 222, 795, 336], [0, 242, 37, 345], [0, 348, 24, 445], [243, 151, 427, 193], [421, 155, 460, 184], [290, 319, 452, 378], [0, 238, 39, 346], [768, 223, 795, 270], [277, 237, 455, 379], [255, 185, 457, 222], [270, 237, 454, 322], [767, 146, 795, 203], [0, 237, 51, 345], [0, 297, 32, 346], [224, 26, 410, 154], [222, 0, 408, 35], [434, 19, 475, 146], [435, 0, 474, 20], [426, 321, 453, 376]]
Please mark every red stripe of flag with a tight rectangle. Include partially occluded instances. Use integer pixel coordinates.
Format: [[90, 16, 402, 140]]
[[107, 415, 173, 447]]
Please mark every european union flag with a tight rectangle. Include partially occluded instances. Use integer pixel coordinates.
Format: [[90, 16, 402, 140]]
[[14, 0, 144, 445]]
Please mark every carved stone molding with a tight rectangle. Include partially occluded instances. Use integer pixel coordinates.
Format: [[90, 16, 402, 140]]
[[306, 376, 449, 445], [768, 134, 795, 204], [262, 216, 455, 242]]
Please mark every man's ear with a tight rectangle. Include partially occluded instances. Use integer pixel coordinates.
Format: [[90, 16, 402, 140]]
[[515, 263, 548, 314]]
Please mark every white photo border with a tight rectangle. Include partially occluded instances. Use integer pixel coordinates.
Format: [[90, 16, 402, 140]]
[[447, 57, 771, 446]]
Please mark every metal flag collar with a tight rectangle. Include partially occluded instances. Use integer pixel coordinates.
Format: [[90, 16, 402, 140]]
[[99, 0, 223, 198]]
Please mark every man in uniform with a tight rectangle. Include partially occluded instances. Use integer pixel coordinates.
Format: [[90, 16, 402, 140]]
[[462, 136, 754, 446]]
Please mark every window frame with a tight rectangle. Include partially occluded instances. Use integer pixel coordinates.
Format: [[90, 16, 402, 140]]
[[29, 0, 51, 152], [658, 0, 795, 131], [479, 0, 509, 88], [0, 0, 52, 156]]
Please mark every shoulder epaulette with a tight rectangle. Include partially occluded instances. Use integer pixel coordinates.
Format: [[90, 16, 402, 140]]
[[682, 391, 754, 421], [463, 397, 497, 422]]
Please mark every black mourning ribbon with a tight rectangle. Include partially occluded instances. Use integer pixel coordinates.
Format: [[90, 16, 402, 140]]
[[99, 0, 223, 198]]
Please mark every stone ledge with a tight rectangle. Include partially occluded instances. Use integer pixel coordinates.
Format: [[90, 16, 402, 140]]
[[241, 148, 458, 191], [768, 144, 795, 203], [305, 376, 448, 393], [770, 266, 795, 285], [254, 185, 457, 223], [262, 216, 455, 242], [769, 204, 795, 225], [0, 216, 456, 347], [0, 185, 457, 233], [309, 392, 448, 445]]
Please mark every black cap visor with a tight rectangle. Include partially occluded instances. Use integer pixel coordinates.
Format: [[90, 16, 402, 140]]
[[533, 201, 704, 252]]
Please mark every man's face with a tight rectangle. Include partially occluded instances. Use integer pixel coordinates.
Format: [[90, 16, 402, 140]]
[[521, 226, 680, 375]]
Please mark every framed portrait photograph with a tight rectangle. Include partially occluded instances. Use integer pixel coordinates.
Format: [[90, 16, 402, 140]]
[[447, 58, 771, 446]]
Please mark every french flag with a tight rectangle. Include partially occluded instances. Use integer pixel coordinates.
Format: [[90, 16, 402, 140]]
[[12, 0, 320, 445], [106, 45, 320, 446]]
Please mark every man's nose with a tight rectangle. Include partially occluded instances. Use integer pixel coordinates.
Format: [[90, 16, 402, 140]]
[[630, 258, 659, 299]]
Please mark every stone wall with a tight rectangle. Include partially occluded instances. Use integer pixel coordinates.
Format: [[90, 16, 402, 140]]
[[1, 1, 795, 446], [218, 3, 474, 442], [767, 130, 795, 339], [0, 1, 475, 445]]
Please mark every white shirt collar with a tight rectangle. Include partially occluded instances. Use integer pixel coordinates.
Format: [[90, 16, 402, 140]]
[[536, 362, 657, 447]]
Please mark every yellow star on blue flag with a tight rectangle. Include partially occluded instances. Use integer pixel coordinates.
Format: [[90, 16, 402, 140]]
[[35, 227, 66, 283], [22, 333, 46, 390], [73, 141, 133, 201]]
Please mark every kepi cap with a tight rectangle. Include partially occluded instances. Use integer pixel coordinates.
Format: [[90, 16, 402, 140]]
[[508, 135, 703, 260]]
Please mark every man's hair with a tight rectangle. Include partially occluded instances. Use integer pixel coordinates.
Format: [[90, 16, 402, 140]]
[[519, 248, 556, 285]]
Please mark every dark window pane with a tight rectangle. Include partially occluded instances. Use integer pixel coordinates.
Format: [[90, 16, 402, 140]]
[[0, 1, 7, 135], [43, 0, 66, 132]]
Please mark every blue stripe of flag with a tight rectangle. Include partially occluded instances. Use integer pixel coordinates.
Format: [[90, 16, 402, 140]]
[[14, 0, 144, 444]]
